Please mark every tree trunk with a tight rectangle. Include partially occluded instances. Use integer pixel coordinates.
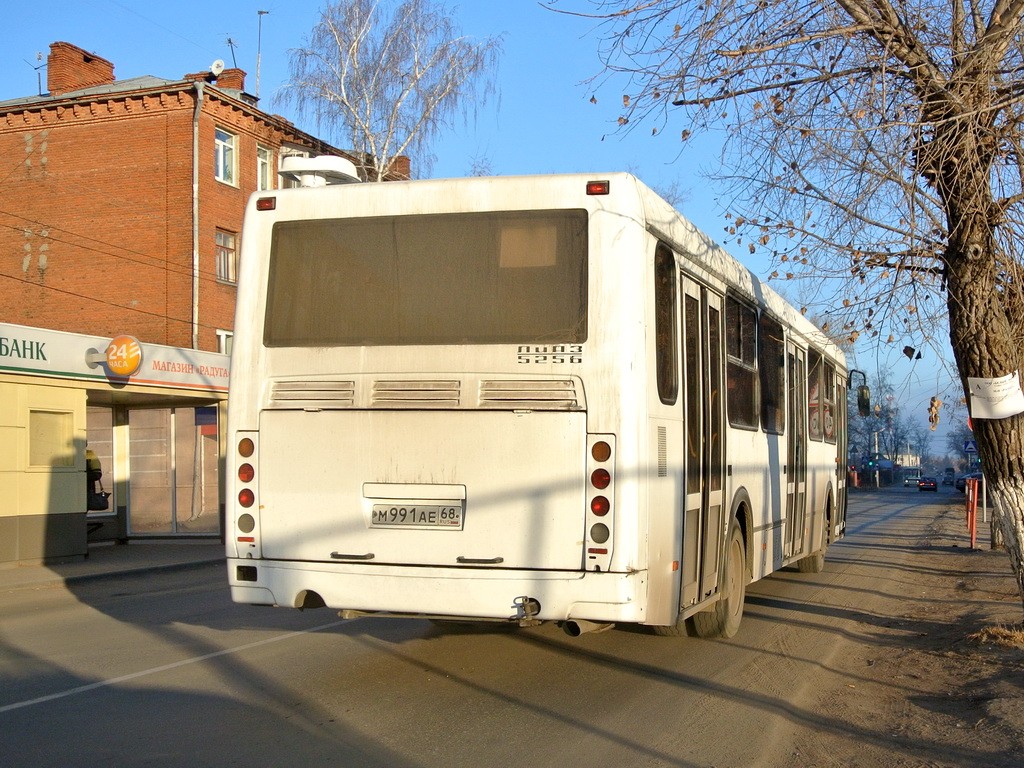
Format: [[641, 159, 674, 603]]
[[987, 480, 1024, 603], [945, 234, 1024, 611]]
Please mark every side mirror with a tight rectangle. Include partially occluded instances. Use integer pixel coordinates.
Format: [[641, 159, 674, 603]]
[[857, 385, 871, 418]]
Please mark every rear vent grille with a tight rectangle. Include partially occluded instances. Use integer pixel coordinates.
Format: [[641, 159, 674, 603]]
[[479, 380, 580, 410], [267, 377, 584, 410], [270, 380, 355, 409], [372, 380, 461, 408]]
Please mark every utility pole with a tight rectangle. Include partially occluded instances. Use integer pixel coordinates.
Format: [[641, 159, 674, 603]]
[[256, 10, 269, 99], [873, 430, 881, 488]]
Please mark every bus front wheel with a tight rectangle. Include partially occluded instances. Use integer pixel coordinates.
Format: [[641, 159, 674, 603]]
[[690, 522, 747, 639]]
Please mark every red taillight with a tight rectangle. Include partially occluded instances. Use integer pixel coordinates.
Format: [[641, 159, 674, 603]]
[[238, 463, 255, 483], [586, 180, 610, 195], [591, 468, 610, 489], [256, 196, 277, 211], [591, 495, 610, 516], [238, 488, 255, 508], [239, 438, 254, 458]]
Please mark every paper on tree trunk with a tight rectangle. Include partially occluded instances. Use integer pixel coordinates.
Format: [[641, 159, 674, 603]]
[[968, 370, 1024, 419]]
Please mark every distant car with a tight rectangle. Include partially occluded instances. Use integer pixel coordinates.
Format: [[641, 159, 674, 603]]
[[917, 477, 938, 492], [903, 475, 921, 487], [955, 472, 983, 492], [942, 476, 954, 486]]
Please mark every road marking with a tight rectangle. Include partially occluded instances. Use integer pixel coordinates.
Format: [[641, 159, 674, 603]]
[[0, 620, 346, 715]]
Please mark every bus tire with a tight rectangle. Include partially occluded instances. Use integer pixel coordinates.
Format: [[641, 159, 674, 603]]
[[691, 522, 747, 639], [652, 615, 696, 637], [796, 549, 825, 573]]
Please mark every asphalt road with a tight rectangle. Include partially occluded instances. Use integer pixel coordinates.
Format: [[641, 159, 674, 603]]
[[0, 489, 969, 767]]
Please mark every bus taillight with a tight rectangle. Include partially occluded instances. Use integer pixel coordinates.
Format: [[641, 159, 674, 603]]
[[235, 434, 258, 541], [586, 436, 615, 570]]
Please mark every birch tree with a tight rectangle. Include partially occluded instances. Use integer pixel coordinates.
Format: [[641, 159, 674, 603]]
[[282, 0, 501, 180], [559, 0, 1024, 609]]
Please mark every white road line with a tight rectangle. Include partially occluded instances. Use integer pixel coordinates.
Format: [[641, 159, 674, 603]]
[[0, 620, 346, 715]]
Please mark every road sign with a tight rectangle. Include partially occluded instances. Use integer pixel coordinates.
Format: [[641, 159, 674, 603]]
[[964, 439, 978, 453]]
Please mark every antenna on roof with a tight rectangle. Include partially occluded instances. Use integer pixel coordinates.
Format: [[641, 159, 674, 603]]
[[256, 10, 269, 99], [24, 52, 45, 97], [225, 36, 238, 69]]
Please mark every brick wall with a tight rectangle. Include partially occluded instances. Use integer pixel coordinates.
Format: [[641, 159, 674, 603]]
[[0, 83, 337, 351], [1, 44, 373, 353]]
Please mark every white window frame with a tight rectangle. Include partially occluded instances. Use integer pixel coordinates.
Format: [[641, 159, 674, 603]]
[[257, 145, 273, 191], [215, 128, 238, 185], [215, 229, 238, 284], [216, 329, 234, 355]]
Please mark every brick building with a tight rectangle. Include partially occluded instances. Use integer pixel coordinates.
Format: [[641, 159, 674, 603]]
[[0, 40, 361, 352], [0, 42, 382, 563]]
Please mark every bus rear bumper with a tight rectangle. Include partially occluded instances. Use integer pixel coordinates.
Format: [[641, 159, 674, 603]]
[[227, 558, 646, 624]]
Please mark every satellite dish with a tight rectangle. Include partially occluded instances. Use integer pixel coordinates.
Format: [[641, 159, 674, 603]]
[[210, 59, 225, 77]]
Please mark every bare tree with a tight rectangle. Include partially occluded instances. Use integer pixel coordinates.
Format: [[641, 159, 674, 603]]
[[281, 0, 502, 180], [558, 0, 1024, 609]]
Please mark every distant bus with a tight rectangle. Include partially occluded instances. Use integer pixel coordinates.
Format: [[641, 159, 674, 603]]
[[903, 467, 922, 486], [225, 162, 848, 638]]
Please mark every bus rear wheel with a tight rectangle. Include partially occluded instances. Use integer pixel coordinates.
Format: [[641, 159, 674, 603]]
[[690, 522, 747, 639]]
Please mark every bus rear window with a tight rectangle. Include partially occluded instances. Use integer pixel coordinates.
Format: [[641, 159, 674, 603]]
[[263, 209, 588, 346]]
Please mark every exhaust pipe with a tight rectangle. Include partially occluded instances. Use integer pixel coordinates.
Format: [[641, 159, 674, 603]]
[[562, 619, 614, 637]]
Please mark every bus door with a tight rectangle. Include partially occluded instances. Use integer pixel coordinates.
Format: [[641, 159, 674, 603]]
[[680, 277, 726, 606], [785, 344, 808, 557]]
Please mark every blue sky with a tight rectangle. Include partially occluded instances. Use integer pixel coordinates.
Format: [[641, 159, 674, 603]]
[[1, 0, 965, 454]]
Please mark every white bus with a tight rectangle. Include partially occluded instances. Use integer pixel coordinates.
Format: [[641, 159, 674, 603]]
[[226, 162, 848, 638]]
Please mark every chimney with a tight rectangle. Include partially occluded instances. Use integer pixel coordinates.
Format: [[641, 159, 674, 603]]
[[47, 42, 115, 96], [387, 156, 412, 180], [215, 68, 246, 91]]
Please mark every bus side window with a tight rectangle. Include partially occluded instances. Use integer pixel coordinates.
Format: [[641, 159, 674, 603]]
[[725, 295, 758, 429], [808, 349, 823, 441], [654, 243, 678, 405]]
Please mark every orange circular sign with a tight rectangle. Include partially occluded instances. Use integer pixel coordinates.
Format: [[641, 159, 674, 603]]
[[106, 335, 143, 377]]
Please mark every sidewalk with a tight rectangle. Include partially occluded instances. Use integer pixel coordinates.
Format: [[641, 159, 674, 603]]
[[0, 539, 225, 592]]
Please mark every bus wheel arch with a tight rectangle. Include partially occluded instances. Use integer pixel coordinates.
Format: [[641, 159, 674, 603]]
[[730, 489, 754, 585]]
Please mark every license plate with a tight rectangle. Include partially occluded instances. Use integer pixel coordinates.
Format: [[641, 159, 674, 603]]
[[370, 503, 463, 529]]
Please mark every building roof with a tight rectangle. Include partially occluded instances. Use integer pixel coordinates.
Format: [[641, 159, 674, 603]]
[[0, 75, 251, 110]]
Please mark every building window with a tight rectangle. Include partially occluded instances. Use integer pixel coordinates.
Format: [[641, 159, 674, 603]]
[[216, 329, 234, 355], [216, 229, 238, 283], [257, 145, 273, 191], [215, 128, 237, 185]]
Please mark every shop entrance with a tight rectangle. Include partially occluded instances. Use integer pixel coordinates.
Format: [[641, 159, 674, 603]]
[[87, 404, 221, 538], [128, 407, 220, 535]]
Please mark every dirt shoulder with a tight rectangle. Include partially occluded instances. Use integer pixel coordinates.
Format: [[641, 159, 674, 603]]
[[786, 490, 1024, 767]]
